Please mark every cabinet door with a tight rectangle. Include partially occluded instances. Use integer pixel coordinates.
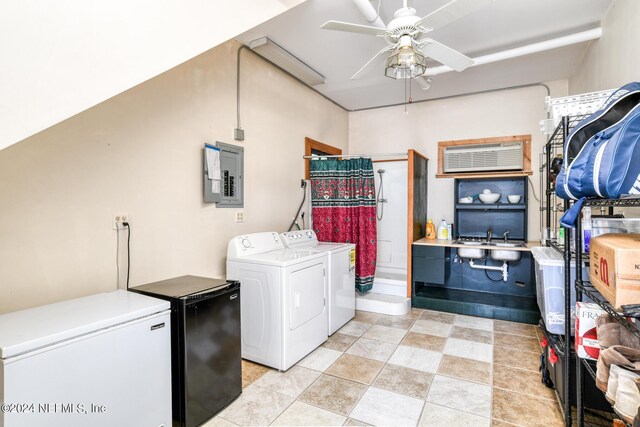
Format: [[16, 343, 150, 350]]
[[413, 256, 446, 285], [412, 246, 448, 285]]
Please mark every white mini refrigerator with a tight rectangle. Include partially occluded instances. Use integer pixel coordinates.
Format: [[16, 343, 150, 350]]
[[0, 290, 172, 427]]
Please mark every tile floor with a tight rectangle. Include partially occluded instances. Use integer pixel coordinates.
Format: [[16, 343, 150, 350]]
[[205, 308, 563, 427]]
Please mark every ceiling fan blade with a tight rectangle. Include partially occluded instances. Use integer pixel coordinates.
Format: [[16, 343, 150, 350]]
[[417, 0, 493, 31], [351, 45, 396, 80], [419, 39, 474, 72], [320, 20, 388, 37]]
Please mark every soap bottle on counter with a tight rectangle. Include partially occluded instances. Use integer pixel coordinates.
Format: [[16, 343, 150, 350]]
[[437, 220, 448, 240], [426, 219, 436, 240]]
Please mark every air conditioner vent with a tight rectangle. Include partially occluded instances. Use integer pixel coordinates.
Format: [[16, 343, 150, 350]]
[[443, 141, 523, 173]]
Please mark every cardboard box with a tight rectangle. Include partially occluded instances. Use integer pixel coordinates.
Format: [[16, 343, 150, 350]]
[[575, 302, 606, 360], [590, 234, 640, 308]]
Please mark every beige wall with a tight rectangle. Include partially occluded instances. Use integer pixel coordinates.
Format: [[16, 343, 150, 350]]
[[0, 39, 348, 314], [0, 0, 305, 150], [569, 0, 640, 94], [348, 80, 568, 241]]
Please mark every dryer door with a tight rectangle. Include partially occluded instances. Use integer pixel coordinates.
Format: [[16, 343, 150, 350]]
[[288, 262, 325, 330]]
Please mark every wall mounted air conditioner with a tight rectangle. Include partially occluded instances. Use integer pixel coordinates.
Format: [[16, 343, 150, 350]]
[[443, 141, 523, 173]]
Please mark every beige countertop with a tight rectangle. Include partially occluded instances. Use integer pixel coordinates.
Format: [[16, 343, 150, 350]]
[[413, 238, 540, 252]]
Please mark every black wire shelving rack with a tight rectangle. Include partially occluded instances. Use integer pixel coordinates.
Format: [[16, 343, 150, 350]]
[[573, 197, 640, 427], [541, 116, 637, 426]]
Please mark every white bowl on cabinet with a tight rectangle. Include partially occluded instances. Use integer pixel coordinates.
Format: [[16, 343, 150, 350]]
[[478, 193, 500, 203]]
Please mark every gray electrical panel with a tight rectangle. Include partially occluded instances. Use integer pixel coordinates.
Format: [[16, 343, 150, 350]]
[[203, 142, 244, 208]]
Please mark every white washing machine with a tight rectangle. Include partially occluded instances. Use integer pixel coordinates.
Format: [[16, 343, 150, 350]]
[[281, 230, 356, 335], [226, 232, 328, 371]]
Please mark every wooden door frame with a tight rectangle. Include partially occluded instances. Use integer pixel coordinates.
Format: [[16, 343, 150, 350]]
[[407, 149, 430, 298], [304, 137, 342, 179]]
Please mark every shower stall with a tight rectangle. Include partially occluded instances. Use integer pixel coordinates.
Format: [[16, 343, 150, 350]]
[[373, 161, 408, 295], [304, 149, 428, 316]]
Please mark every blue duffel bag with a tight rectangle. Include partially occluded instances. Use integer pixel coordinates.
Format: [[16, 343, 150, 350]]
[[557, 82, 640, 227]]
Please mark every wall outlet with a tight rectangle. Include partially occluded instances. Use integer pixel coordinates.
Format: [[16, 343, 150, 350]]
[[113, 214, 129, 230], [235, 211, 244, 223]]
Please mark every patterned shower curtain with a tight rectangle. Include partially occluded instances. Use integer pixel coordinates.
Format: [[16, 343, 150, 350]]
[[310, 158, 377, 293]]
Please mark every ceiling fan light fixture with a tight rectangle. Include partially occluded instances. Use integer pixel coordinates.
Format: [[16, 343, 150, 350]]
[[384, 45, 426, 79]]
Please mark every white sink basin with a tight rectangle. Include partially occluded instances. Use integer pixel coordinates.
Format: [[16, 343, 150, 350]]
[[457, 246, 485, 259], [490, 248, 522, 262]]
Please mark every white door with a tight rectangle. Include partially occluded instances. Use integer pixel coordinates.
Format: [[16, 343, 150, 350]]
[[289, 262, 325, 330]]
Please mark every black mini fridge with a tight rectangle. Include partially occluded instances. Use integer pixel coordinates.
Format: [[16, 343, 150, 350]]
[[130, 275, 241, 427]]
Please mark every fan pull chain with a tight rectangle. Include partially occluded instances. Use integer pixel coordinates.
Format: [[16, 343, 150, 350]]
[[404, 77, 408, 115], [403, 77, 413, 115]]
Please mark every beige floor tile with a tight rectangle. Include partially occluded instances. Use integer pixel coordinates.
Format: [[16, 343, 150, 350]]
[[494, 346, 542, 372], [201, 416, 239, 427], [400, 331, 447, 352], [454, 315, 494, 332], [492, 420, 521, 427], [362, 324, 407, 344], [420, 310, 456, 324], [494, 320, 537, 337], [219, 384, 294, 426], [241, 359, 271, 384], [271, 401, 347, 426], [426, 375, 492, 418], [492, 388, 564, 427], [410, 319, 452, 337], [253, 365, 321, 398], [375, 314, 416, 330], [242, 380, 249, 389], [444, 337, 493, 363], [418, 402, 491, 427], [338, 320, 373, 337], [297, 347, 343, 372], [349, 387, 425, 427], [298, 374, 367, 416], [494, 332, 541, 353], [353, 311, 381, 324], [372, 364, 433, 399], [325, 354, 384, 385], [388, 344, 442, 373], [345, 337, 398, 362], [343, 418, 371, 426], [405, 308, 425, 318], [450, 325, 493, 344], [437, 354, 491, 385], [323, 333, 358, 352], [493, 364, 556, 401]]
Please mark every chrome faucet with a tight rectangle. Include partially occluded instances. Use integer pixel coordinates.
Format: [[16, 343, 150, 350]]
[[503, 230, 510, 242], [486, 228, 492, 242]]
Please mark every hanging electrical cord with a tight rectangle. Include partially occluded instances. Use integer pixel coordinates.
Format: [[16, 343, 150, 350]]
[[288, 180, 307, 231], [528, 176, 541, 203], [116, 223, 121, 288], [123, 222, 131, 289]]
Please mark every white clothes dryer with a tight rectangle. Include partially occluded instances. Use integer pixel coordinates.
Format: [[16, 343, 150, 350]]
[[280, 230, 356, 335], [226, 232, 328, 371]]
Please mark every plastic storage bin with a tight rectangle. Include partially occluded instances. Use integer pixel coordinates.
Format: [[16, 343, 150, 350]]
[[591, 218, 640, 238], [531, 246, 589, 335]]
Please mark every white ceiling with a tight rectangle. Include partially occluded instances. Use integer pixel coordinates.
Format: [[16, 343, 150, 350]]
[[236, 0, 614, 110]]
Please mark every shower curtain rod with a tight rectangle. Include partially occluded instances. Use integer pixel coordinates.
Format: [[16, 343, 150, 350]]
[[302, 152, 407, 159]]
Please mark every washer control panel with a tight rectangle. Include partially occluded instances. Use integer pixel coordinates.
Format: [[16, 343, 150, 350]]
[[280, 229, 318, 247], [227, 232, 283, 257]]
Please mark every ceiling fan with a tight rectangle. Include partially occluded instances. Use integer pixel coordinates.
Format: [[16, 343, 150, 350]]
[[321, 0, 493, 80]]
